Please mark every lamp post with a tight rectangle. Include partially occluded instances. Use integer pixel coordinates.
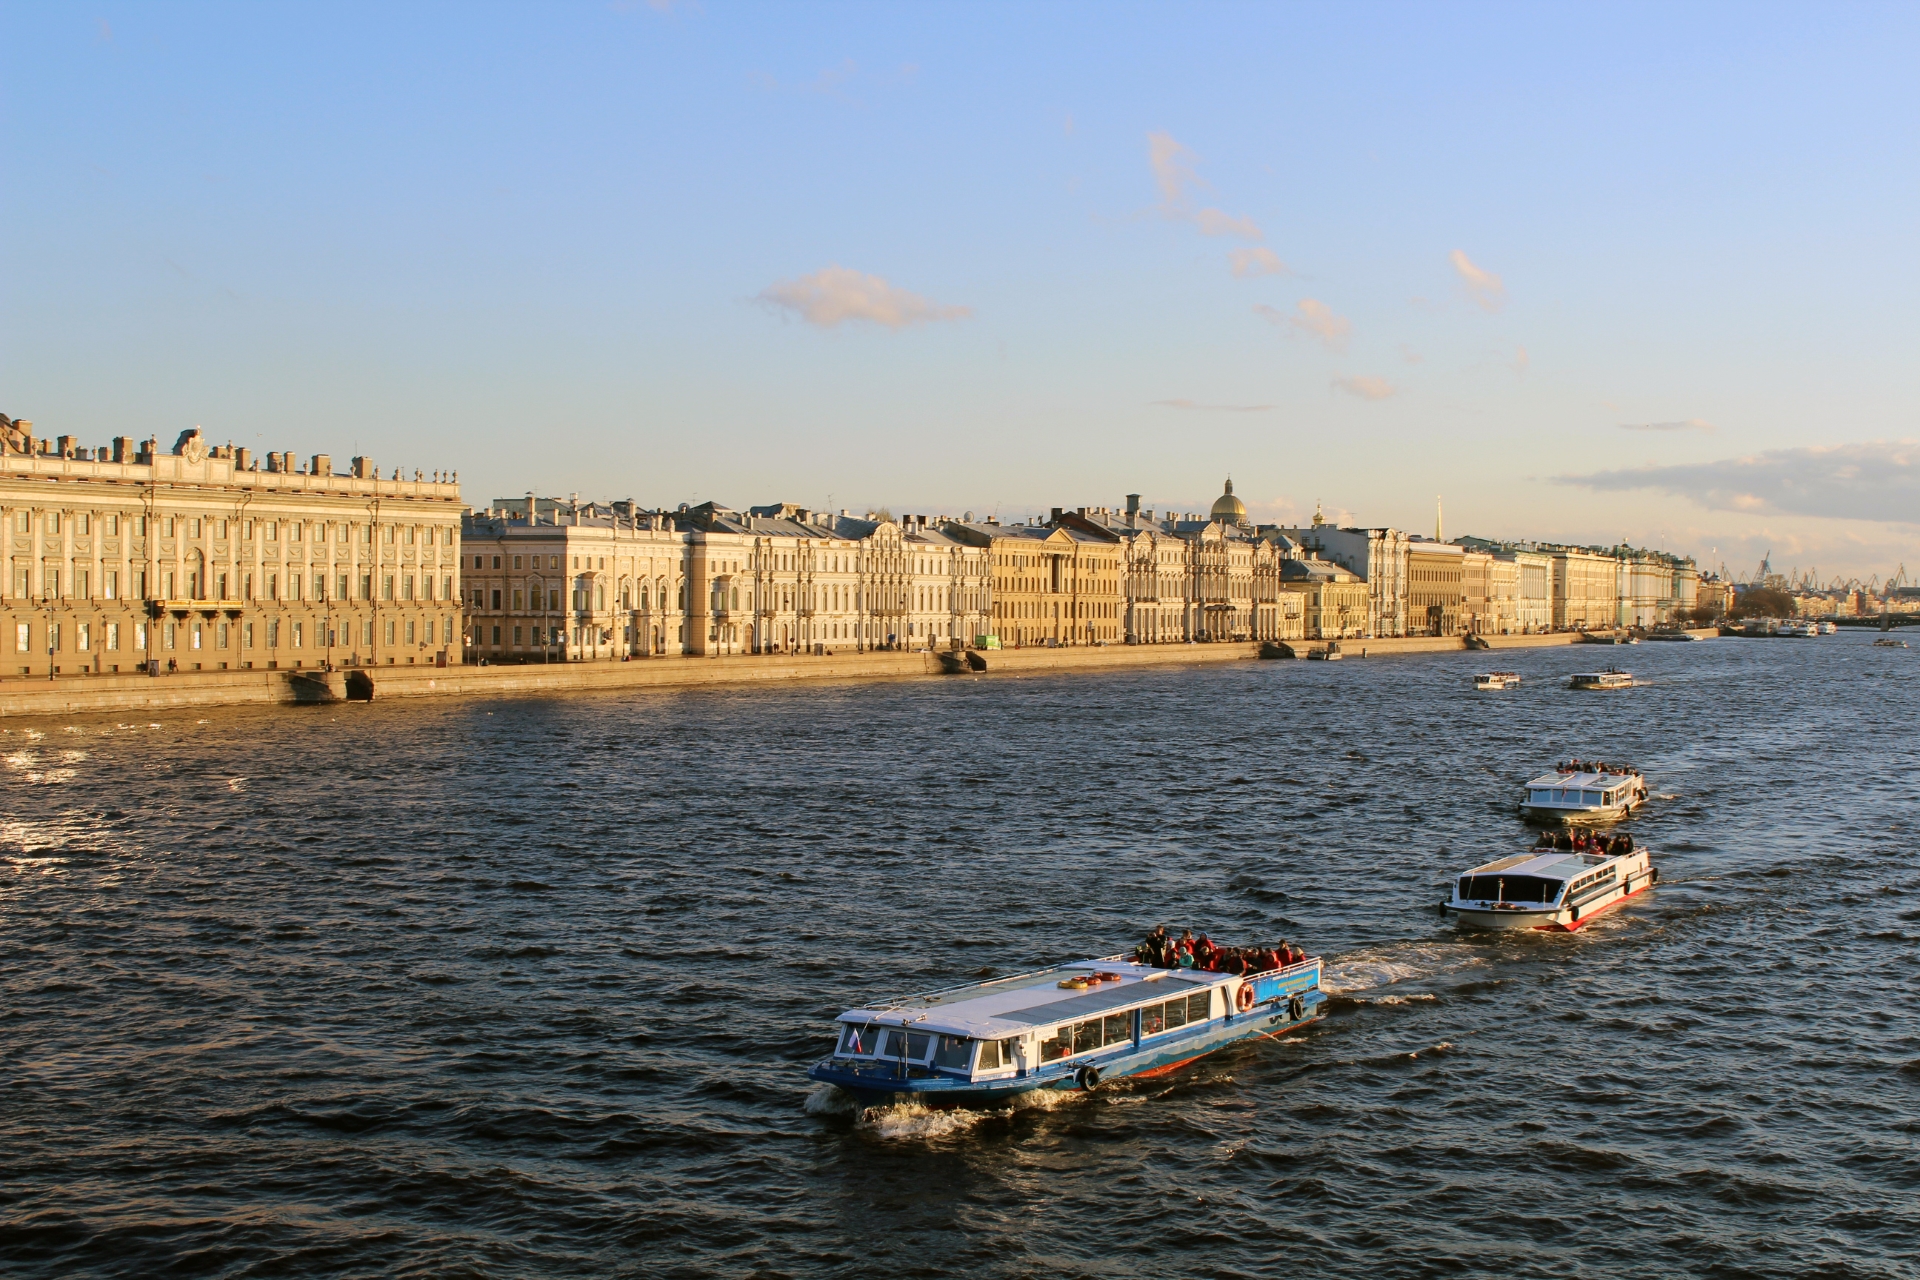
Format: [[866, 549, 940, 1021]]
[[43, 588, 56, 681]]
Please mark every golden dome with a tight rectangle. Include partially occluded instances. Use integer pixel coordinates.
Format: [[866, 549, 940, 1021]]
[[1210, 477, 1248, 522]]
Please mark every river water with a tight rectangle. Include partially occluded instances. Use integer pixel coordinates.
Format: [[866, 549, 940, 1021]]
[[2, 635, 1917, 1278]]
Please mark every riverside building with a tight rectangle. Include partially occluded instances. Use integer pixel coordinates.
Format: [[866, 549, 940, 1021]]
[[0, 421, 463, 676], [461, 498, 691, 661]]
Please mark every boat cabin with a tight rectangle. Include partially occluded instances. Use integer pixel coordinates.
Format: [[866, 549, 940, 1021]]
[[824, 957, 1310, 1086]]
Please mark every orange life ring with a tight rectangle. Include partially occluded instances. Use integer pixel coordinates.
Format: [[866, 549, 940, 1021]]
[[1235, 983, 1255, 1013]]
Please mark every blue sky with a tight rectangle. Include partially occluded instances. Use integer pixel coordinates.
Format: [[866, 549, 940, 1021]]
[[5, 2, 1917, 581]]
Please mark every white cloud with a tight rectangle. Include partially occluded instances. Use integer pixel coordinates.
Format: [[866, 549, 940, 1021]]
[[757, 266, 971, 330], [1146, 131, 1263, 241], [1229, 247, 1289, 278], [1151, 399, 1274, 413], [1193, 208, 1262, 239], [1618, 419, 1716, 433], [1257, 298, 1350, 350], [1333, 375, 1395, 401], [1559, 440, 1920, 524], [1450, 249, 1506, 312]]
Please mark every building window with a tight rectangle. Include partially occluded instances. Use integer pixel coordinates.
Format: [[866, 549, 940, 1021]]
[[403, 576, 414, 600], [191, 623, 203, 650], [15, 622, 27, 652], [135, 621, 147, 650], [405, 620, 415, 644], [217, 622, 229, 649], [385, 620, 395, 645], [292, 622, 302, 648], [513, 555, 523, 569], [13, 511, 27, 534], [163, 622, 175, 650], [267, 620, 278, 648], [491, 625, 502, 646], [49, 622, 61, 652], [362, 620, 373, 645], [190, 518, 201, 538], [491, 589, 502, 610], [243, 622, 254, 649]]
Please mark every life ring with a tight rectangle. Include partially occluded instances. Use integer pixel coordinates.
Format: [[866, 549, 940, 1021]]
[[1075, 1065, 1101, 1091], [1236, 983, 1255, 1013], [1288, 994, 1306, 1022]]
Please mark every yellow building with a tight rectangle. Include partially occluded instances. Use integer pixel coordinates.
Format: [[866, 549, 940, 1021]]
[[2, 421, 463, 676], [948, 520, 1123, 647], [1406, 539, 1464, 636], [1280, 555, 1369, 640]]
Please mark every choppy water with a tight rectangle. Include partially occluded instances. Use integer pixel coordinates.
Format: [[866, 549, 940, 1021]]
[[3, 635, 1918, 1278]]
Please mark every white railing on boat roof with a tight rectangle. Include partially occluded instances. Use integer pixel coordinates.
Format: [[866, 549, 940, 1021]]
[[862, 952, 1319, 1016], [864, 954, 1134, 1013]]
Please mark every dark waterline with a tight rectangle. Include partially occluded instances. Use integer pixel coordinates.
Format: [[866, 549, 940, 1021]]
[[2, 637, 1917, 1278]]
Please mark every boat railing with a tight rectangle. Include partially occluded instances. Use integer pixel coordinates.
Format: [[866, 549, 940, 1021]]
[[865, 952, 1133, 1013]]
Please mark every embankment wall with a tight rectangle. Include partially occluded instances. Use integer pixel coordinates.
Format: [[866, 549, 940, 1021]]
[[0, 629, 1716, 719]]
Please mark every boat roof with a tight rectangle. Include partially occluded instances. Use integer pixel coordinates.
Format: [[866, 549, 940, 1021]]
[[1463, 849, 1621, 878], [1527, 770, 1634, 787], [834, 959, 1232, 1040]]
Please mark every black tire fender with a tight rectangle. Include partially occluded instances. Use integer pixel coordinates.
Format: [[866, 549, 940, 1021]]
[[1289, 994, 1306, 1022], [1076, 1065, 1101, 1091]]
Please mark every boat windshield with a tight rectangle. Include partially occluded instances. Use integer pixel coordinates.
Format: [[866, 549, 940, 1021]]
[[1459, 874, 1564, 903]]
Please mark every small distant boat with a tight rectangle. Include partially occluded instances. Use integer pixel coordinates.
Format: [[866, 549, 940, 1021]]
[[1578, 629, 1639, 645], [1817, 621, 1838, 635], [1519, 763, 1647, 824], [1569, 668, 1633, 690], [1644, 630, 1697, 642], [808, 952, 1327, 1109], [1474, 671, 1521, 690], [1445, 841, 1659, 931], [1306, 642, 1343, 661], [1776, 621, 1818, 637], [1874, 638, 1909, 648]]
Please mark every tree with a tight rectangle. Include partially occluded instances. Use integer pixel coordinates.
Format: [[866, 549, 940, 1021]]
[[1687, 603, 1719, 627], [1731, 586, 1795, 619]]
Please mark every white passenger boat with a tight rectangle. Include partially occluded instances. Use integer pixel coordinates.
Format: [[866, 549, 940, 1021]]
[[1569, 668, 1633, 689], [1445, 840, 1659, 931], [808, 952, 1326, 1109], [1519, 764, 1648, 824], [1474, 672, 1521, 690], [1777, 621, 1818, 637], [1817, 621, 1838, 635]]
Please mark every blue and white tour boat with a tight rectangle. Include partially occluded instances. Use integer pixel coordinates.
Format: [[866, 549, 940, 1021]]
[[1445, 838, 1659, 931], [808, 952, 1327, 1109]]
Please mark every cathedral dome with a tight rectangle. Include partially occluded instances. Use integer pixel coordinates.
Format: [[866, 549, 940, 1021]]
[[1210, 478, 1248, 522]]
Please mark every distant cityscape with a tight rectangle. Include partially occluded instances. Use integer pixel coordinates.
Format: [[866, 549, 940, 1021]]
[[0, 415, 1912, 673]]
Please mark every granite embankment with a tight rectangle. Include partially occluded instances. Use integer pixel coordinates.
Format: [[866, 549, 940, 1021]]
[[0, 630, 1713, 717]]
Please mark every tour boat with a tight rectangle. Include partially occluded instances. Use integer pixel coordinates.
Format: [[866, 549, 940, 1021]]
[[1306, 644, 1343, 661], [1519, 765, 1648, 824], [1873, 638, 1909, 649], [1474, 672, 1521, 689], [1568, 668, 1633, 690], [807, 954, 1326, 1109], [1445, 842, 1659, 931], [1817, 621, 1838, 635], [1777, 621, 1819, 638], [1644, 630, 1697, 642]]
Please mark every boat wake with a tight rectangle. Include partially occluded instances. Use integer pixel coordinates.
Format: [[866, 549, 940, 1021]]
[[804, 1080, 1084, 1140], [1319, 942, 1486, 997]]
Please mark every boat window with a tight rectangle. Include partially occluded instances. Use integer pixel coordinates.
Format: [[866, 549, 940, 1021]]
[[880, 1030, 932, 1061], [976, 1039, 1001, 1071], [1104, 1012, 1131, 1044], [1038, 1027, 1072, 1063], [1460, 874, 1563, 903], [838, 1024, 878, 1056], [933, 1035, 972, 1069], [1188, 991, 1211, 1022], [1073, 1019, 1102, 1054], [1141, 1004, 1165, 1036], [1582, 790, 1600, 804], [1163, 998, 1187, 1030]]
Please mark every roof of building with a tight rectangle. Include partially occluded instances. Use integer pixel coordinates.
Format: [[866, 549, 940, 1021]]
[[1210, 477, 1248, 522]]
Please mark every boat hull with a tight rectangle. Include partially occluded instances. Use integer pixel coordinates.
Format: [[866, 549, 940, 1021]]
[[808, 988, 1328, 1110], [1519, 800, 1641, 826], [1449, 876, 1656, 932]]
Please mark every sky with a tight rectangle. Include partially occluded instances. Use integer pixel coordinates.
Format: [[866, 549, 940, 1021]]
[[4, 2, 1918, 583]]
